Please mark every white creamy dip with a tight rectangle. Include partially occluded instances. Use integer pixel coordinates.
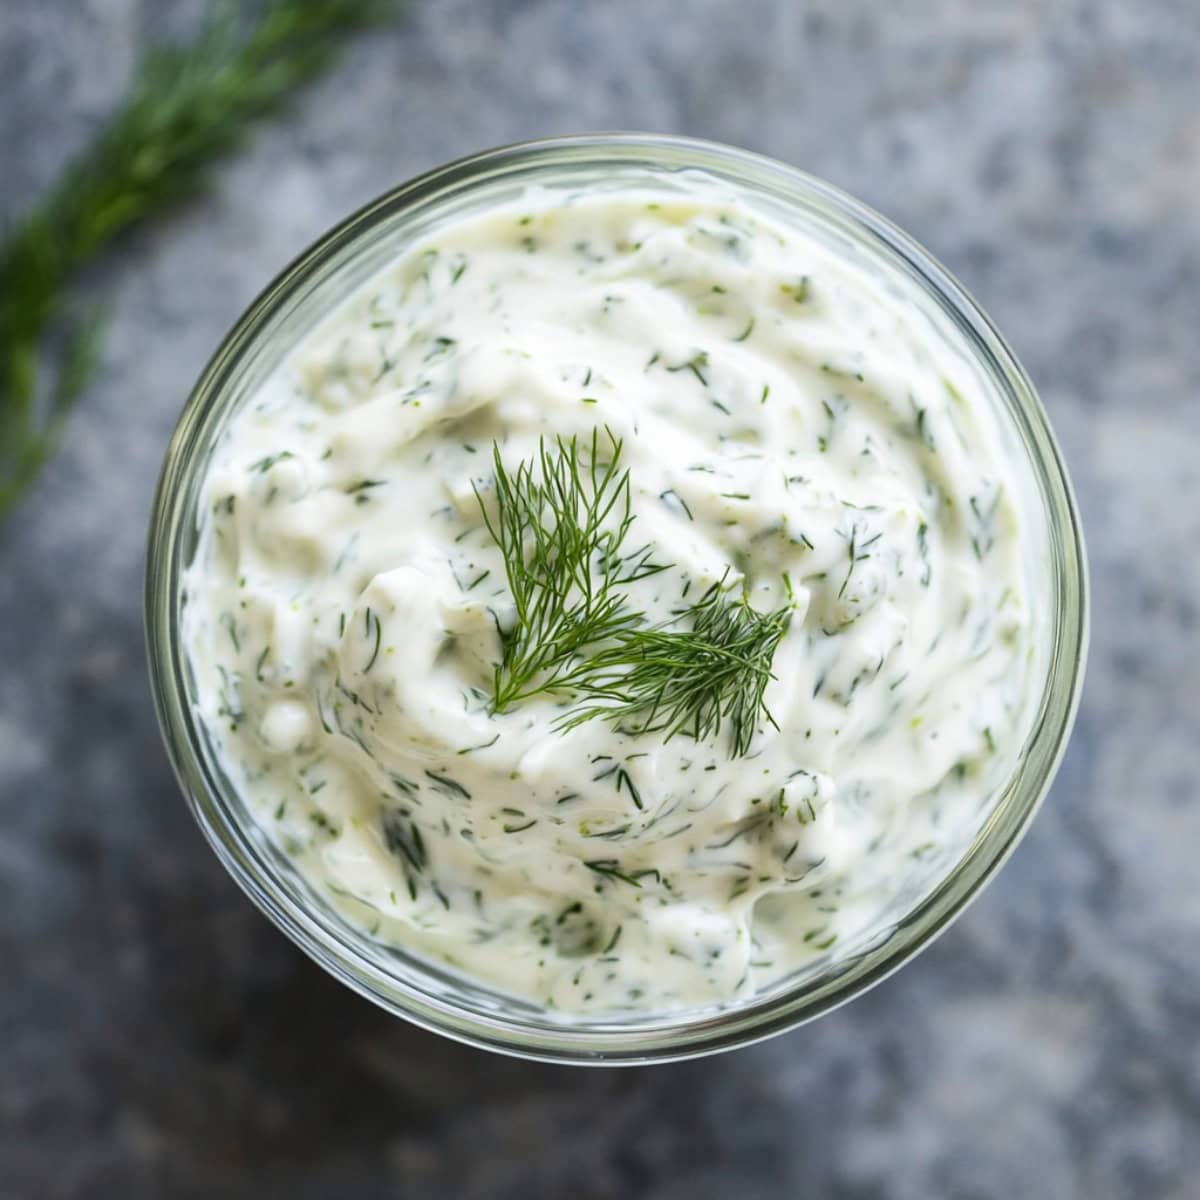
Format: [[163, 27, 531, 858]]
[[182, 186, 1038, 1014]]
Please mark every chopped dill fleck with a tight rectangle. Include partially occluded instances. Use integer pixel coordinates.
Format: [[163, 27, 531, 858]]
[[249, 450, 294, 474], [659, 489, 693, 521], [345, 478, 385, 496], [424, 769, 471, 800], [664, 350, 710, 387], [503, 817, 538, 834], [457, 733, 500, 756], [584, 859, 643, 887], [363, 608, 382, 673]]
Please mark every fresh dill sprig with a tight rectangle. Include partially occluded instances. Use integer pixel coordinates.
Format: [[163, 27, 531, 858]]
[[560, 574, 792, 758], [0, 0, 399, 521], [476, 431, 791, 756], [474, 427, 664, 711]]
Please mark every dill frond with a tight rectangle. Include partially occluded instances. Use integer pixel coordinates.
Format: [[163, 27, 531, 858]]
[[476, 431, 790, 757], [560, 574, 791, 758], [0, 0, 399, 520], [474, 427, 665, 710]]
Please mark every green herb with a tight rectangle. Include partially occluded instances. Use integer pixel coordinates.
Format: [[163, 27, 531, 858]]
[[502, 817, 539, 834], [780, 276, 810, 304], [664, 350, 710, 387], [345, 478, 386, 496], [363, 608, 382, 673], [584, 859, 644, 888], [381, 809, 427, 901], [477, 433, 791, 757], [616, 766, 643, 811], [839, 523, 880, 600], [908, 397, 933, 448], [215, 665, 244, 730], [659, 489, 693, 521], [424, 769, 471, 800], [968, 486, 1002, 560], [916, 520, 932, 586], [0, 0, 400, 522], [456, 732, 500, 756], [250, 450, 295, 474], [473, 428, 664, 711], [219, 611, 241, 652], [582, 823, 631, 841], [560, 575, 791, 758]]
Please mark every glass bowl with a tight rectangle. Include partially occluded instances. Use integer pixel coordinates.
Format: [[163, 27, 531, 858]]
[[145, 133, 1088, 1064]]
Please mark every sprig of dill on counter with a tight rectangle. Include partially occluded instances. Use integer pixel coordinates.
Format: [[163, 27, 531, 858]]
[[0, 0, 400, 522], [475, 431, 791, 757]]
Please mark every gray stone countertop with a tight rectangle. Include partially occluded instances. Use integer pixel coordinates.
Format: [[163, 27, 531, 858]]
[[2, 2, 1197, 1197]]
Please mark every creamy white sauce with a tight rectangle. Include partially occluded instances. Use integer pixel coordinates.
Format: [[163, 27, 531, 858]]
[[183, 186, 1039, 1014]]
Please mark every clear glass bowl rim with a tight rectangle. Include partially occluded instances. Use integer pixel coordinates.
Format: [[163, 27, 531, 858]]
[[145, 132, 1089, 1065]]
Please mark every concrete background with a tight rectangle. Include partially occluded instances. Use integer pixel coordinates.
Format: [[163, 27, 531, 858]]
[[2, 1, 1198, 1196]]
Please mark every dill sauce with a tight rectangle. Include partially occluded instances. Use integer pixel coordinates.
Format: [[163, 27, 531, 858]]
[[183, 188, 1036, 1014]]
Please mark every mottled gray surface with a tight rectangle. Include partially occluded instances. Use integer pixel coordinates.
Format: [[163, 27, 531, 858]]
[[2, 1, 1198, 1196]]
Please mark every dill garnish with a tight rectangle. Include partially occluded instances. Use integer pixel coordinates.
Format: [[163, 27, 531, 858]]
[[559, 574, 791, 758], [476, 431, 791, 757], [473, 428, 664, 711]]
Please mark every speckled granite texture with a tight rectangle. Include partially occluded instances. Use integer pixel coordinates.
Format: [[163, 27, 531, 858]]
[[2, 2, 1197, 1197]]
